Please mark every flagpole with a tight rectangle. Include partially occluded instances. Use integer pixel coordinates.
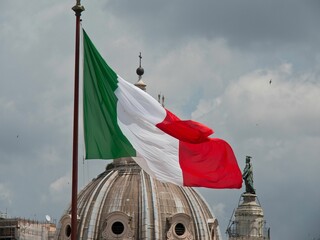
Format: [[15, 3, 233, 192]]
[[71, 1, 84, 240]]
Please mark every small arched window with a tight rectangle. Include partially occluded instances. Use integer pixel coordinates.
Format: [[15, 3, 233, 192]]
[[174, 223, 186, 236], [101, 211, 133, 239], [167, 213, 193, 239], [111, 221, 125, 235], [65, 224, 71, 238]]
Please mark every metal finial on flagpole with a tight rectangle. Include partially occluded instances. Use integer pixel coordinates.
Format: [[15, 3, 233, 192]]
[[72, 0, 85, 15], [71, 1, 84, 240]]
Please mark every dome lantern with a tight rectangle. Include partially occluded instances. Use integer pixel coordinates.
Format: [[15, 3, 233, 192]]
[[134, 52, 147, 91]]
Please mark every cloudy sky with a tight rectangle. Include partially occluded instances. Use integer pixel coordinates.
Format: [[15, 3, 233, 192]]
[[1, 0, 320, 239]]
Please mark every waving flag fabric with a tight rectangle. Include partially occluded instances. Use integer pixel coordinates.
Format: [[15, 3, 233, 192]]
[[83, 29, 242, 189]]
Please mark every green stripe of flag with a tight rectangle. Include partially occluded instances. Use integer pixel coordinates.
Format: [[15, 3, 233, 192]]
[[83, 29, 136, 159]]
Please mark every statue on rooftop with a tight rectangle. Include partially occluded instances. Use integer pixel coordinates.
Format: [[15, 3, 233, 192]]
[[242, 156, 256, 194]]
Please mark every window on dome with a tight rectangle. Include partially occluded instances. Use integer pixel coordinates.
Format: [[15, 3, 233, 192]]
[[65, 224, 71, 238], [102, 211, 133, 239], [111, 221, 124, 235], [175, 223, 186, 236], [167, 213, 193, 239]]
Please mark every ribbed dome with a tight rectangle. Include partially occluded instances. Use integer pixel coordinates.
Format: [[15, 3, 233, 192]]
[[55, 158, 221, 240]]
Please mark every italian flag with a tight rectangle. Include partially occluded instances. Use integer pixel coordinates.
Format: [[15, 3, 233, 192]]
[[83, 30, 242, 189]]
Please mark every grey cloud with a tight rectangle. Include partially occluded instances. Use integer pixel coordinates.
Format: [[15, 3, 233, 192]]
[[105, 0, 320, 48]]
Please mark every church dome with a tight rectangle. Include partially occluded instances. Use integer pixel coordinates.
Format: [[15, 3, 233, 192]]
[[55, 158, 221, 239]]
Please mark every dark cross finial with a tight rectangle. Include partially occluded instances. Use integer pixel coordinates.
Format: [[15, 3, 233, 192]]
[[136, 52, 144, 79], [139, 52, 142, 67]]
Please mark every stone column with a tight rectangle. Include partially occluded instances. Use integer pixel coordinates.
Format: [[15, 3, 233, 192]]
[[228, 193, 269, 240]]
